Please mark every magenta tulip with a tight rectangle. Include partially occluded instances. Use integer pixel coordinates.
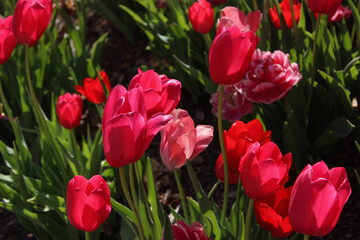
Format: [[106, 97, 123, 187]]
[[0, 16, 17, 64], [56, 93, 83, 129], [161, 220, 211, 240], [188, 0, 214, 34], [289, 161, 351, 236]]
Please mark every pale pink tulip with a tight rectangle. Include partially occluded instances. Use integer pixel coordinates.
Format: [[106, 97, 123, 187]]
[[330, 5, 352, 22]]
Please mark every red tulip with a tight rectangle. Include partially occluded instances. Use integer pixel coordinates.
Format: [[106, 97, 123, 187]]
[[56, 93, 83, 129], [216, 7, 262, 35], [215, 119, 271, 184], [289, 161, 351, 236], [239, 142, 292, 199], [209, 26, 258, 85], [0, 16, 17, 64], [67, 175, 111, 232], [160, 109, 213, 170], [207, 0, 227, 6], [102, 85, 172, 167], [12, 0, 53, 47], [161, 220, 211, 240], [269, 0, 301, 29], [188, 0, 214, 34], [75, 71, 112, 104], [307, 0, 342, 15], [254, 186, 294, 239], [128, 69, 181, 118]]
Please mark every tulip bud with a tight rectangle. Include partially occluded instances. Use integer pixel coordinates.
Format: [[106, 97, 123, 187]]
[[56, 93, 82, 129], [188, 0, 214, 34], [0, 16, 17, 64]]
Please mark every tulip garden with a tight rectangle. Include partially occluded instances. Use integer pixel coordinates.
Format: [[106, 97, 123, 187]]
[[0, 0, 360, 239]]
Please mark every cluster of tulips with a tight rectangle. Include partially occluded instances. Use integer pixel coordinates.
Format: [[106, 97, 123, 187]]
[[0, 0, 355, 239]]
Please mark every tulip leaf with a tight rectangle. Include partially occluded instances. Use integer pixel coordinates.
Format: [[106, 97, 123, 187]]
[[187, 197, 204, 223], [204, 210, 222, 240], [355, 169, 360, 187], [169, 206, 185, 222], [347, 0, 360, 45], [110, 197, 135, 223]]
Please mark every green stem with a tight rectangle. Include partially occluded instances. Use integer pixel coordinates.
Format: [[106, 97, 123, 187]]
[[70, 129, 83, 174], [289, 0, 298, 43], [129, 164, 139, 210], [218, 85, 229, 225], [174, 169, 190, 224], [304, 14, 322, 119], [207, 180, 221, 199], [85, 231, 90, 240], [202, 33, 212, 50], [245, 198, 254, 240], [252, 0, 258, 9], [303, 234, 309, 240], [118, 167, 146, 240]]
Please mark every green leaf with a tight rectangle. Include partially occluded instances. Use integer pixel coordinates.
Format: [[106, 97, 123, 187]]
[[187, 197, 204, 223], [110, 197, 135, 223], [204, 210, 222, 240]]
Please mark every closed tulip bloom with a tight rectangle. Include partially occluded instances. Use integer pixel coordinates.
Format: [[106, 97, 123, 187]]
[[240, 49, 302, 104], [0, 16, 17, 64], [161, 220, 211, 240], [239, 142, 292, 199], [269, 0, 301, 29], [209, 26, 258, 85], [12, 0, 53, 47], [128, 69, 181, 118], [307, 0, 342, 14], [160, 109, 213, 170], [254, 186, 294, 239], [102, 85, 172, 167], [215, 119, 271, 184], [56, 93, 83, 129], [289, 161, 351, 237], [188, 0, 214, 34], [75, 71, 112, 104], [216, 7, 262, 35], [67, 175, 111, 232]]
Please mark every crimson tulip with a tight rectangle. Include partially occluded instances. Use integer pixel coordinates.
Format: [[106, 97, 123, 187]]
[[0, 16, 17, 64], [209, 26, 258, 85], [160, 109, 213, 170], [289, 161, 351, 236], [329, 5, 352, 22], [128, 69, 181, 118], [307, 0, 342, 15], [75, 71, 112, 104], [67, 175, 111, 232], [269, 0, 301, 29], [161, 220, 211, 240], [12, 0, 53, 47], [188, 0, 214, 34], [254, 186, 294, 239], [239, 142, 292, 199], [102, 85, 172, 167], [56, 93, 83, 129], [215, 119, 271, 184]]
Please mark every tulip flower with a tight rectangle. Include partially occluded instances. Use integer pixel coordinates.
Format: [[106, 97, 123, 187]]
[[102, 85, 172, 167], [208, 0, 227, 6], [12, 0, 53, 47], [215, 119, 271, 184], [0, 16, 17, 64], [56, 93, 83, 129], [254, 186, 294, 239], [240, 49, 302, 104], [160, 109, 214, 170], [209, 26, 258, 85], [330, 5, 352, 22], [239, 142, 292, 199], [188, 0, 214, 34], [128, 69, 181, 118], [269, 0, 301, 29], [67, 175, 111, 232], [307, 0, 342, 15], [75, 71, 112, 104], [216, 7, 262, 35], [289, 161, 351, 237], [161, 220, 211, 240]]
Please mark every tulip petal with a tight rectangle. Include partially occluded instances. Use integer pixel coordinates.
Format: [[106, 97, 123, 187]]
[[189, 125, 214, 160], [102, 85, 128, 130]]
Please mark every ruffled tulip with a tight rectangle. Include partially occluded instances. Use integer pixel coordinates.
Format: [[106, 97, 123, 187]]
[[216, 7, 262, 35], [102, 85, 172, 167], [307, 0, 342, 15], [239, 142, 292, 199], [289, 161, 351, 237], [75, 71, 112, 104], [209, 26, 259, 85], [240, 49, 302, 104], [215, 119, 271, 184], [56, 93, 83, 129], [330, 5, 352, 22], [160, 109, 213, 170], [12, 0, 53, 47], [269, 0, 301, 29], [254, 186, 294, 239], [188, 0, 214, 34], [67, 175, 111, 232], [128, 69, 181, 118], [0, 16, 17, 64], [209, 82, 253, 122], [161, 220, 211, 240]]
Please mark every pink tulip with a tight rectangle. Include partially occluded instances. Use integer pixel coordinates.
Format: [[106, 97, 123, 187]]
[[160, 109, 213, 170], [330, 5, 352, 22], [56, 93, 83, 129], [188, 0, 214, 34], [128, 69, 181, 118], [240, 49, 302, 104], [102, 85, 172, 167], [239, 142, 292, 199], [289, 161, 351, 236], [216, 7, 262, 35], [0, 16, 17, 64]]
